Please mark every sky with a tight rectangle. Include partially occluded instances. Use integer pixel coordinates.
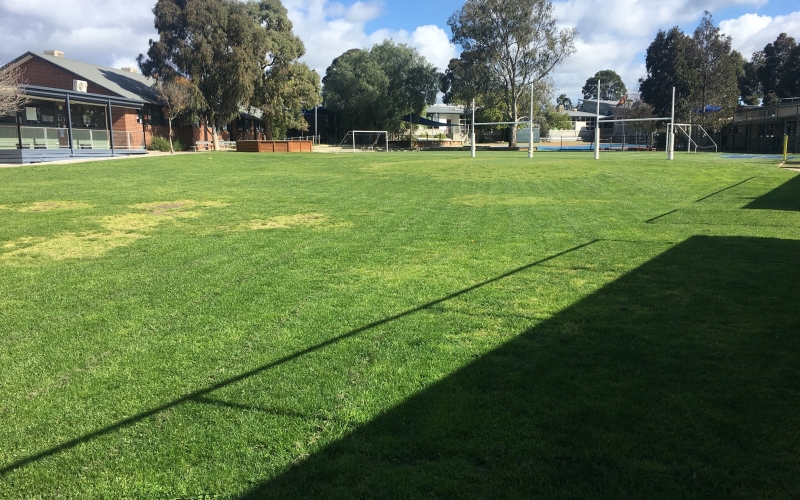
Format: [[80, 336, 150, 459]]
[[1, 0, 799, 102]]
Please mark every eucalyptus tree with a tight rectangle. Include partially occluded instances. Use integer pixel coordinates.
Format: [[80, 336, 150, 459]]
[[447, 0, 576, 147], [247, 0, 320, 139], [138, 0, 263, 149], [581, 70, 627, 101]]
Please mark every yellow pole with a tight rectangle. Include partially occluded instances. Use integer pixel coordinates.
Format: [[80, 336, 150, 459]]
[[784, 134, 789, 161]]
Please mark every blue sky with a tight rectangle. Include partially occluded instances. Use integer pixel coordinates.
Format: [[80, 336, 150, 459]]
[[2, 0, 799, 101]]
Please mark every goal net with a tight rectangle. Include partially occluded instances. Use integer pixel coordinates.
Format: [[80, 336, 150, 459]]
[[339, 131, 389, 152]]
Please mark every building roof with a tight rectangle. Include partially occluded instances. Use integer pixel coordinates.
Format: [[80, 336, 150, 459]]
[[425, 104, 468, 114], [9, 51, 158, 103], [567, 110, 597, 118]]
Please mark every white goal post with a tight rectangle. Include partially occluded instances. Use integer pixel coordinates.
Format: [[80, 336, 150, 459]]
[[339, 130, 389, 152]]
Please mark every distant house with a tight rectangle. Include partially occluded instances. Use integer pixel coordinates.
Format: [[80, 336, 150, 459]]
[[1, 50, 264, 164], [422, 104, 471, 143]]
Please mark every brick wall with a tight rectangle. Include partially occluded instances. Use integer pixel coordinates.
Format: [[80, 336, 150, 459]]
[[17, 57, 115, 96]]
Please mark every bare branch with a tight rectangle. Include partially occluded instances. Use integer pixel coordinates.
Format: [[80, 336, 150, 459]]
[[0, 64, 27, 117]]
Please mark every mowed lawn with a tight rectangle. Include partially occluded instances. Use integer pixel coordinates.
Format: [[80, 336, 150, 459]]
[[1, 151, 799, 498]]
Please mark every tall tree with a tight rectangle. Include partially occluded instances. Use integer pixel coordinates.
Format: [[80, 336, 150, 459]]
[[138, 0, 265, 150], [247, 0, 320, 139], [758, 33, 797, 101], [687, 12, 739, 131], [738, 51, 762, 105], [322, 49, 389, 135], [322, 42, 438, 138], [448, 0, 576, 147], [581, 70, 627, 100], [639, 26, 696, 119], [370, 41, 439, 133], [0, 64, 26, 117]]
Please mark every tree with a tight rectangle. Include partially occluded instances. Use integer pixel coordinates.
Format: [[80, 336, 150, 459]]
[[448, 0, 576, 147], [639, 26, 696, 119], [440, 51, 507, 137], [758, 33, 797, 100], [0, 64, 26, 117], [639, 13, 740, 131], [686, 12, 740, 131], [556, 94, 572, 109], [322, 42, 438, 138], [322, 49, 389, 135], [152, 78, 199, 153], [370, 40, 439, 133], [138, 0, 265, 150], [581, 70, 627, 100], [738, 51, 762, 105], [247, 0, 320, 139], [745, 33, 800, 105]]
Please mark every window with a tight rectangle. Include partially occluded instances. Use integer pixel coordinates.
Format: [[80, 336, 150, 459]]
[[70, 103, 107, 129]]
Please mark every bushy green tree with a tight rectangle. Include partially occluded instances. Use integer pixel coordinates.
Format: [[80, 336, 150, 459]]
[[581, 70, 627, 100], [639, 12, 740, 131], [247, 0, 320, 139], [744, 33, 800, 105], [687, 12, 740, 130], [138, 0, 263, 149], [447, 0, 576, 147], [138, 0, 317, 147], [322, 42, 439, 138]]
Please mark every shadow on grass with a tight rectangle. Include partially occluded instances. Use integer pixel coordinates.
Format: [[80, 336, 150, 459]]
[[744, 174, 800, 212], [241, 235, 800, 499], [0, 241, 599, 476]]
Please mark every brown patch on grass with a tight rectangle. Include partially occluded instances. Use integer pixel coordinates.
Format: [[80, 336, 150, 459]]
[[17, 201, 94, 212], [132, 199, 227, 215], [245, 213, 331, 230], [1, 232, 141, 263], [451, 194, 611, 207], [1, 200, 227, 264], [98, 213, 162, 233]]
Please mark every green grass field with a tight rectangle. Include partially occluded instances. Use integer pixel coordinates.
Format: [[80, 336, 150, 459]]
[[1, 151, 799, 499]]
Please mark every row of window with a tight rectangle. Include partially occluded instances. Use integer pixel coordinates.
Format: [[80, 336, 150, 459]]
[[1, 99, 108, 129]]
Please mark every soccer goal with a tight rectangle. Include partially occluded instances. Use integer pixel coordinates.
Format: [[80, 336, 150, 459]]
[[339, 131, 389, 152], [673, 124, 718, 153]]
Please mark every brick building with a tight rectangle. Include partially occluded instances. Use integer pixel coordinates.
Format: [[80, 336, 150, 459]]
[[1, 50, 264, 164]]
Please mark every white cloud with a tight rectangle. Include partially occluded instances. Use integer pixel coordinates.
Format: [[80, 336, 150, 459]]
[[0, 0, 154, 67], [720, 11, 800, 57], [284, 0, 456, 74], [548, 0, 782, 100]]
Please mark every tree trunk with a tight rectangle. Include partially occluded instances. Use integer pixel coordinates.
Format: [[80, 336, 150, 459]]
[[168, 118, 174, 154], [211, 117, 219, 151], [264, 119, 273, 140]]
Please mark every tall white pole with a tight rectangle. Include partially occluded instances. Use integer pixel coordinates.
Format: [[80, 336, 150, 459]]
[[529, 82, 534, 159], [314, 105, 318, 145], [471, 98, 476, 158], [594, 79, 600, 160], [669, 86, 675, 160]]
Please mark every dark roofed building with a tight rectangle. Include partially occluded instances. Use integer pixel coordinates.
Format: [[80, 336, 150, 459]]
[[1, 51, 265, 164]]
